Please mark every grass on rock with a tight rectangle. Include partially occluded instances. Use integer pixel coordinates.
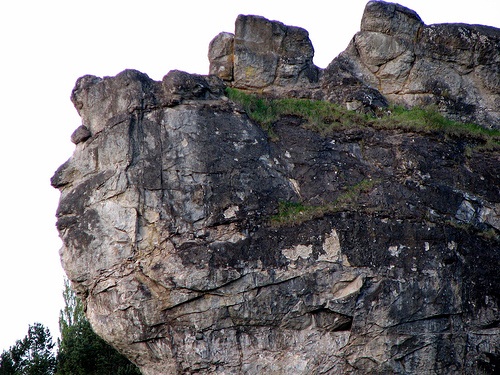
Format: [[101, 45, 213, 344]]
[[226, 87, 500, 149], [270, 179, 380, 227]]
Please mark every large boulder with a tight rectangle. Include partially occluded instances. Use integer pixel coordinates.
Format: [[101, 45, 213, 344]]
[[209, 15, 321, 97], [326, 0, 500, 127], [208, 32, 234, 82]]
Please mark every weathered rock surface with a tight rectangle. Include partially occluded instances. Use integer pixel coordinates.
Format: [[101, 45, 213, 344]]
[[53, 2, 500, 375], [53, 68, 500, 374], [209, 14, 321, 98], [340, 1, 500, 128], [209, 1, 500, 128]]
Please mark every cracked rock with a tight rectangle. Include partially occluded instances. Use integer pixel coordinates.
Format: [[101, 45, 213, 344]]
[[53, 2, 500, 374]]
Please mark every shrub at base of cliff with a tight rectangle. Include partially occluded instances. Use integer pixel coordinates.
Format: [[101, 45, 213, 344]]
[[56, 320, 141, 375], [56, 280, 141, 375]]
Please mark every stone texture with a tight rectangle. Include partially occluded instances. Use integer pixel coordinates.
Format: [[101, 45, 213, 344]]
[[208, 32, 234, 82], [70, 125, 91, 144], [208, 2, 500, 128], [233, 15, 319, 90], [208, 14, 321, 98], [53, 68, 499, 374], [345, 2, 500, 127], [53, 2, 500, 374], [336, 1, 500, 128]]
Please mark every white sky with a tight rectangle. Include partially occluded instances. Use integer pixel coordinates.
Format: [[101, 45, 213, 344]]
[[0, 0, 499, 353]]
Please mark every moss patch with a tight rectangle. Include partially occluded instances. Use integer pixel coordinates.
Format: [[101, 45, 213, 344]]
[[270, 179, 381, 227]]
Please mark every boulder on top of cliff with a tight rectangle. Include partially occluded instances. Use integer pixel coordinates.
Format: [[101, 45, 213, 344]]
[[209, 14, 322, 97], [208, 32, 234, 82], [327, 0, 500, 128], [209, 1, 500, 128], [360, 0, 423, 36]]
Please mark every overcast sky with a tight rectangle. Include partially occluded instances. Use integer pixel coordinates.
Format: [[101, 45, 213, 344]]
[[1, 0, 499, 353]]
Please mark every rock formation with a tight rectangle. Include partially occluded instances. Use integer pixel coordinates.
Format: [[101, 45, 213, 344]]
[[209, 2, 500, 128], [53, 2, 500, 374], [210, 15, 320, 94]]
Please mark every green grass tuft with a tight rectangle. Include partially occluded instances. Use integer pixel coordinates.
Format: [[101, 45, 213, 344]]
[[225, 87, 369, 139], [225, 87, 500, 150], [270, 179, 380, 226]]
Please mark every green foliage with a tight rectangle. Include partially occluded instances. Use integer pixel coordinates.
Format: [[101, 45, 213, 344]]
[[271, 179, 380, 226], [57, 319, 140, 375], [1, 280, 141, 375], [58, 279, 85, 336], [270, 201, 326, 226], [56, 280, 141, 375], [226, 87, 500, 150], [226, 87, 362, 139], [225, 87, 280, 139], [0, 323, 56, 375], [378, 105, 500, 147], [0, 352, 15, 375], [334, 179, 379, 207]]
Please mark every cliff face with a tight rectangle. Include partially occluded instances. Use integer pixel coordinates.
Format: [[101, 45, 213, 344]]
[[53, 2, 500, 374]]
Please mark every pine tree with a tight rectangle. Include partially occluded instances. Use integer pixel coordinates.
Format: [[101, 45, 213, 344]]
[[56, 279, 141, 375], [0, 351, 16, 375], [0, 323, 56, 375]]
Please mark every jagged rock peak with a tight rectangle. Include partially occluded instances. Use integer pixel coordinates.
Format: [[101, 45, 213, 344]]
[[346, 1, 500, 128], [209, 1, 500, 128], [361, 1, 423, 36]]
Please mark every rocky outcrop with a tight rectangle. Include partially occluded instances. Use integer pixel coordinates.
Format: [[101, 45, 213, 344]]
[[209, 15, 321, 98], [339, 1, 500, 127], [209, 1, 500, 128], [53, 2, 500, 374], [53, 69, 500, 374]]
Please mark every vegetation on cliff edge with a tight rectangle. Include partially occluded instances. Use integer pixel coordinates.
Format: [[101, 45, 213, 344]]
[[226, 87, 500, 150], [270, 179, 380, 227], [225, 88, 500, 227]]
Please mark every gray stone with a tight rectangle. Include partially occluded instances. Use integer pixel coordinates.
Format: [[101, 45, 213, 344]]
[[360, 0, 423, 37], [53, 3, 500, 374], [53, 68, 500, 375], [207, 3, 500, 128], [329, 0, 500, 128], [208, 32, 234, 81], [208, 14, 321, 97], [70, 125, 91, 144]]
